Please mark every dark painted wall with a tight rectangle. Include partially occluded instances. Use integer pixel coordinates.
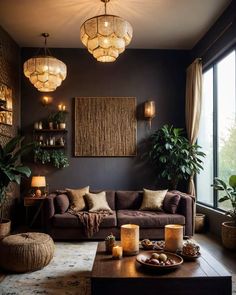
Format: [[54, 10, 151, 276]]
[[21, 49, 189, 191], [0, 26, 21, 220]]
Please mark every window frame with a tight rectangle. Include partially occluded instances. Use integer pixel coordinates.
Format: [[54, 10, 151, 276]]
[[196, 45, 236, 213]]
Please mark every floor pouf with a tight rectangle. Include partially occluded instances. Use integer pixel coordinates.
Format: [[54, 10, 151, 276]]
[[0, 232, 55, 273]]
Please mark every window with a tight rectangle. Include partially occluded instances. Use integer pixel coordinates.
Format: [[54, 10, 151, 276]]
[[197, 49, 236, 211]]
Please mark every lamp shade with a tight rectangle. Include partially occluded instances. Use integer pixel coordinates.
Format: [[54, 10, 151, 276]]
[[31, 176, 46, 188], [144, 100, 156, 119]]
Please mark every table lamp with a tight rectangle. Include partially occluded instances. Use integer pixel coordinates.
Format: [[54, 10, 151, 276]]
[[31, 176, 46, 197]]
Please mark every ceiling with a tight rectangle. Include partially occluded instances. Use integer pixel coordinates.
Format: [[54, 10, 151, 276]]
[[0, 0, 231, 49]]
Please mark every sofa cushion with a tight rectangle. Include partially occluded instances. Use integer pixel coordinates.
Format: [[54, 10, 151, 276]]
[[91, 191, 115, 210], [66, 186, 89, 211], [117, 210, 185, 228], [163, 192, 181, 214], [139, 189, 168, 211], [53, 211, 117, 228], [85, 192, 112, 212], [116, 191, 143, 210], [54, 194, 70, 214]]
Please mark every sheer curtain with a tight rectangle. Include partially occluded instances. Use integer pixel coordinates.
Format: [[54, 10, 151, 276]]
[[185, 58, 203, 195]]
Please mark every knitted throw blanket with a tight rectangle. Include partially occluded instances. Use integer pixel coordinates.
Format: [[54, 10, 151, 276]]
[[68, 209, 111, 238]]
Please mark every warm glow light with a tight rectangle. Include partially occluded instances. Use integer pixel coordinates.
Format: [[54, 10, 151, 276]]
[[164, 224, 183, 252], [31, 176, 46, 188], [112, 246, 123, 259], [23, 33, 67, 92], [80, 0, 133, 62], [121, 224, 139, 256]]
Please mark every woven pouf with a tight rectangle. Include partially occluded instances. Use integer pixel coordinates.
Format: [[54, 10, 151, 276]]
[[0, 232, 55, 273]]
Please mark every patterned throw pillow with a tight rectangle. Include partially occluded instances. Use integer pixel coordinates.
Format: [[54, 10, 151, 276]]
[[85, 191, 112, 212], [66, 186, 89, 211], [139, 188, 168, 211]]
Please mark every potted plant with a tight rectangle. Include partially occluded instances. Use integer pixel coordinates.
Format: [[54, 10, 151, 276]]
[[54, 110, 68, 129], [47, 112, 57, 129], [147, 124, 205, 189], [0, 136, 32, 238], [212, 175, 236, 250]]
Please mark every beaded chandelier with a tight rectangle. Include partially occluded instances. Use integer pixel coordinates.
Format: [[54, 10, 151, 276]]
[[80, 0, 133, 62], [23, 33, 67, 92]]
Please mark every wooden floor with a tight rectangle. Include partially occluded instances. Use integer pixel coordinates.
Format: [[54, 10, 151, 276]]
[[194, 233, 236, 274]]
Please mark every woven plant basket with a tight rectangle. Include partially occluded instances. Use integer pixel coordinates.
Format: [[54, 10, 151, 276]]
[[0, 232, 55, 272], [0, 218, 11, 240], [222, 221, 236, 250]]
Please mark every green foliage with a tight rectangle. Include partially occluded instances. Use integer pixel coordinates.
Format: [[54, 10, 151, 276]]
[[147, 124, 205, 189], [212, 176, 236, 224], [54, 111, 68, 123], [34, 147, 69, 169], [0, 136, 33, 221]]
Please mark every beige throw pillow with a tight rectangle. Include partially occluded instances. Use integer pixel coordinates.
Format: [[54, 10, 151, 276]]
[[85, 191, 112, 213], [66, 186, 89, 211], [140, 188, 168, 211]]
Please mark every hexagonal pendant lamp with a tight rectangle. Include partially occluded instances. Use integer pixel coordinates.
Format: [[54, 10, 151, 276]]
[[23, 33, 67, 92], [80, 0, 133, 62]]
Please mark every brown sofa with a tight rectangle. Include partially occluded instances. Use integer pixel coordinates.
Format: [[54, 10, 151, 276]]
[[42, 190, 195, 240]]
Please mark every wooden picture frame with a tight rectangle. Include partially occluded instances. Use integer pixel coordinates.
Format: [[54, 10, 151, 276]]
[[74, 97, 137, 157]]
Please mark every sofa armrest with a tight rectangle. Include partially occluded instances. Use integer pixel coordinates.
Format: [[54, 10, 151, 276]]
[[170, 190, 195, 236], [42, 193, 57, 231]]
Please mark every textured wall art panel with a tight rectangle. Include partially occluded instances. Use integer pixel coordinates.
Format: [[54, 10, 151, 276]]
[[75, 97, 137, 157]]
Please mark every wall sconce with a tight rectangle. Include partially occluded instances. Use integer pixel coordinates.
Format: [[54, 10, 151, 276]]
[[31, 176, 46, 197], [144, 100, 156, 128], [41, 96, 52, 106]]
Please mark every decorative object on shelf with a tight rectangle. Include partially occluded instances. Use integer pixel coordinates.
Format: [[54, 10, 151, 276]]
[[23, 33, 67, 92], [0, 136, 33, 238], [80, 0, 133, 62], [112, 246, 123, 259], [31, 176, 46, 197], [164, 224, 183, 252], [144, 100, 156, 128], [105, 233, 116, 253], [54, 110, 68, 129], [212, 175, 236, 250], [146, 124, 205, 189], [75, 97, 137, 157], [0, 82, 13, 126], [121, 224, 139, 256]]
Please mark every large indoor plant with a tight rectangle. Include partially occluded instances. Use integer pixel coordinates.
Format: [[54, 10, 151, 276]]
[[212, 175, 236, 250], [147, 124, 205, 189], [0, 136, 32, 238]]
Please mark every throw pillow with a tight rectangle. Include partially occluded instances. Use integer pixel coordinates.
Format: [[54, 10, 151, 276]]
[[55, 194, 70, 214], [66, 186, 89, 211], [85, 191, 112, 212], [163, 192, 181, 214], [139, 188, 168, 211]]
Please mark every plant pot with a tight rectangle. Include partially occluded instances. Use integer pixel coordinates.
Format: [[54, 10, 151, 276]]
[[48, 122, 54, 130], [195, 213, 206, 233], [59, 123, 66, 129], [221, 221, 236, 250], [0, 218, 11, 240]]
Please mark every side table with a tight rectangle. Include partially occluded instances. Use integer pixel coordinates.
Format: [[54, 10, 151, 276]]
[[24, 196, 46, 228]]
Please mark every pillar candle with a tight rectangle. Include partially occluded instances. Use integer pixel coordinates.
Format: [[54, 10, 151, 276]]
[[112, 246, 123, 259], [121, 224, 139, 256], [165, 224, 183, 252]]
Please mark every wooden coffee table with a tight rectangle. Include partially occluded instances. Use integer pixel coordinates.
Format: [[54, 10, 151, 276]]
[[91, 242, 232, 295]]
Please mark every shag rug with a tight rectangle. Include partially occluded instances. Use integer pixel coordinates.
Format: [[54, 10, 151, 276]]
[[0, 241, 235, 295], [0, 242, 98, 295]]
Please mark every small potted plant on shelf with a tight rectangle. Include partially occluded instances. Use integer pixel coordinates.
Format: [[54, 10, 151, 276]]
[[0, 136, 33, 238], [54, 110, 68, 129], [47, 112, 57, 130], [212, 175, 236, 250]]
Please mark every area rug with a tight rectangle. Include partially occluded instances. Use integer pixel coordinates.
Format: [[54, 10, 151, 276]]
[[0, 242, 98, 295]]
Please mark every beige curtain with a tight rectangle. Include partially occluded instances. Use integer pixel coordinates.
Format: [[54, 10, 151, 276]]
[[185, 58, 202, 196]]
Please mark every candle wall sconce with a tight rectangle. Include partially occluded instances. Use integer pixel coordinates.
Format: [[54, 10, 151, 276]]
[[144, 100, 156, 128], [41, 95, 52, 106]]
